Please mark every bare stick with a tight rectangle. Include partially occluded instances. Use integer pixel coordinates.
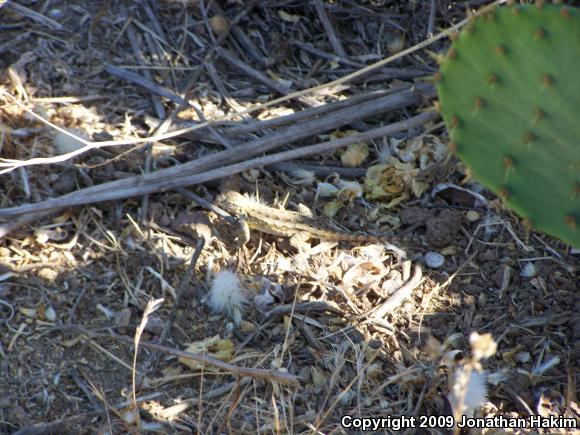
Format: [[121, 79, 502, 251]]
[[0, 110, 437, 219], [4, 1, 63, 30], [313, 0, 348, 59], [427, 0, 437, 38], [292, 41, 362, 68], [72, 327, 300, 385], [0, 84, 428, 174], [209, 0, 265, 67], [212, 88, 394, 137], [105, 64, 188, 106], [148, 237, 205, 372], [12, 414, 95, 435], [371, 264, 423, 319], [0, 210, 53, 238]]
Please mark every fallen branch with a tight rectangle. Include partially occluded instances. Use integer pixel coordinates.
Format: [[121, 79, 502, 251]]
[[66, 327, 300, 386], [371, 264, 423, 319], [0, 110, 437, 219]]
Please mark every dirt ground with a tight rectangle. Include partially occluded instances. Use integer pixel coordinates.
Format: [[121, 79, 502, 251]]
[[0, 1, 578, 434]]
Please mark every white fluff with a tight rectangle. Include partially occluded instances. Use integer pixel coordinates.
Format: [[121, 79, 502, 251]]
[[520, 262, 537, 278], [208, 270, 247, 326], [448, 368, 488, 418]]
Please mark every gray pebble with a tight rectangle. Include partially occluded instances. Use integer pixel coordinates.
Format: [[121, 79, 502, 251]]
[[424, 251, 445, 268]]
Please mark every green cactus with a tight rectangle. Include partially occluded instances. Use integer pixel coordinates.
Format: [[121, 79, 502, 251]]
[[436, 3, 580, 247]]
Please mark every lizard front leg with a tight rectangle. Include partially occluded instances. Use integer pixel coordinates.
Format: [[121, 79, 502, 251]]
[[234, 214, 251, 246], [289, 231, 312, 253]]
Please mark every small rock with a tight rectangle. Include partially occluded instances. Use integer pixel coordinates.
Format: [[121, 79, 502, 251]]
[[424, 251, 445, 268], [143, 314, 164, 335], [478, 249, 497, 262], [210, 15, 230, 37], [466, 210, 480, 222], [49, 8, 64, 19], [464, 284, 482, 295], [426, 209, 462, 247], [400, 207, 433, 226], [52, 170, 77, 194]]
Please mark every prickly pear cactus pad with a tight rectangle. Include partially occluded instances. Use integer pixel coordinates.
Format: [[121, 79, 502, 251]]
[[436, 4, 580, 247]]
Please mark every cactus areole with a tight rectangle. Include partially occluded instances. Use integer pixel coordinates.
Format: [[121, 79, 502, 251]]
[[436, 4, 580, 247]]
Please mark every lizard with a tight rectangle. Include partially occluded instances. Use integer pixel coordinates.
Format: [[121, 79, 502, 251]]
[[214, 190, 407, 258]]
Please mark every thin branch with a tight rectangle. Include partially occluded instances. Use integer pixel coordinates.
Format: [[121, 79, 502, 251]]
[[0, 110, 437, 219], [313, 0, 348, 59], [147, 237, 206, 372], [67, 327, 300, 385]]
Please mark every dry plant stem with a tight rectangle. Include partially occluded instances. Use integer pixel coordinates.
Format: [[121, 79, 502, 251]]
[[199, 0, 215, 45], [427, 0, 437, 38], [0, 83, 430, 173], [125, 19, 166, 227], [209, 0, 265, 67], [179, 0, 259, 95], [148, 237, 205, 372], [501, 384, 535, 417], [313, 0, 348, 59], [11, 391, 165, 435], [132, 299, 164, 429], [214, 88, 395, 137], [69, 369, 102, 412], [1, 111, 437, 219], [12, 413, 97, 435], [0, 210, 52, 238], [126, 22, 165, 118], [205, 61, 252, 120], [105, 64, 188, 106], [189, 100, 232, 149], [3, 1, 63, 30], [358, 68, 435, 85], [141, 1, 166, 41], [0, 93, 436, 218], [176, 188, 232, 220], [291, 41, 363, 68], [313, 347, 381, 431], [79, 329, 300, 385], [140, 117, 173, 224], [215, 380, 245, 435], [370, 264, 423, 319]]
